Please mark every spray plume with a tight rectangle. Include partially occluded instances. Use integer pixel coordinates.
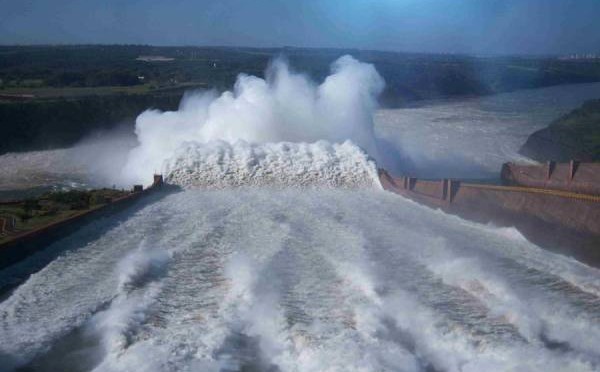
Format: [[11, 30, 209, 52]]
[[120, 55, 385, 186]]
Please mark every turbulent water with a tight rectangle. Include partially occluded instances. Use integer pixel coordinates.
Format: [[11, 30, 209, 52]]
[[2, 82, 600, 371], [1, 187, 599, 372], [1, 82, 600, 193], [163, 141, 379, 189]]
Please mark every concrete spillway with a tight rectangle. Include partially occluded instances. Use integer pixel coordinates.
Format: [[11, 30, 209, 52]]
[[0, 160, 599, 371], [2, 187, 600, 372], [379, 162, 600, 267]]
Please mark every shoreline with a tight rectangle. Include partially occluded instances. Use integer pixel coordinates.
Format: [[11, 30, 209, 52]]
[[0, 176, 167, 270]]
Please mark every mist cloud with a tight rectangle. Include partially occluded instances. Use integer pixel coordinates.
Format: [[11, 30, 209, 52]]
[[121, 55, 385, 185]]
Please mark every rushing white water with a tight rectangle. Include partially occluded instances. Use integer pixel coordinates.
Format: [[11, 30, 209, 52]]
[[163, 140, 380, 189], [121, 55, 384, 186], [1, 64, 600, 372], [1, 189, 599, 372], [2, 82, 600, 193]]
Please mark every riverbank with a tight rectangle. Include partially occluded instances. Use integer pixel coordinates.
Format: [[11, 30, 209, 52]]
[[520, 99, 600, 162], [0, 176, 165, 269]]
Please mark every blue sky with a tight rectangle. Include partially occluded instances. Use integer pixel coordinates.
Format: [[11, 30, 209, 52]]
[[1, 0, 599, 55]]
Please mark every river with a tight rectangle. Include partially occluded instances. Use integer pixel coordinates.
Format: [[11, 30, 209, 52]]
[[376, 82, 600, 178], [1, 82, 600, 371]]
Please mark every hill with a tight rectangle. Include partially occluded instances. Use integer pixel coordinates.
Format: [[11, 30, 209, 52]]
[[520, 99, 600, 162]]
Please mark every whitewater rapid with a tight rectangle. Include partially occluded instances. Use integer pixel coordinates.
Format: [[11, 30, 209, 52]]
[[1, 188, 599, 372], [1, 70, 600, 371], [3, 82, 600, 194], [163, 140, 380, 189]]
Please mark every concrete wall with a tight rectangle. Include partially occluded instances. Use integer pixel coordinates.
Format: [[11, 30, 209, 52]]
[[501, 161, 600, 195], [0, 180, 168, 270], [379, 169, 600, 267]]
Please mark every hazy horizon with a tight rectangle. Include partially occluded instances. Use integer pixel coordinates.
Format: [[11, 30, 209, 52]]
[[0, 43, 579, 58], [1, 0, 600, 56]]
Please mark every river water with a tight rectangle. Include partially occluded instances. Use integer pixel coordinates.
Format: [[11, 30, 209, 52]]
[[1, 188, 599, 372], [2, 82, 600, 193], [376, 82, 600, 178], [1, 83, 600, 372]]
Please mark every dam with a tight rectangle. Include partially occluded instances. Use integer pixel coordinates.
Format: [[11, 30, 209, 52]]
[[379, 161, 600, 266], [1, 61, 599, 372], [1, 159, 600, 372]]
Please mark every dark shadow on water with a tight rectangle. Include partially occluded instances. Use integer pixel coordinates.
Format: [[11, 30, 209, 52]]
[[14, 303, 110, 372], [216, 331, 279, 372], [377, 317, 442, 372], [0, 352, 22, 372], [539, 327, 574, 354], [7, 202, 177, 372], [0, 186, 181, 300]]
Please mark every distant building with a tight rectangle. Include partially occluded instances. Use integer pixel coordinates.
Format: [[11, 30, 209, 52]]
[[558, 53, 599, 61], [136, 55, 175, 62]]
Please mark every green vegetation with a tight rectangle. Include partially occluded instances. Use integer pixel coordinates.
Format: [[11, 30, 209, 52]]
[[3, 45, 600, 102], [0, 94, 181, 153], [520, 99, 600, 162], [2, 45, 600, 154], [0, 188, 130, 243]]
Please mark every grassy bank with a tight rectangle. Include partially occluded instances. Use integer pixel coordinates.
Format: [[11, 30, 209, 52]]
[[520, 99, 600, 162], [0, 188, 131, 244]]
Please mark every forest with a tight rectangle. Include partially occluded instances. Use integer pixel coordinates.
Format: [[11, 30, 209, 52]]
[[2, 45, 600, 154]]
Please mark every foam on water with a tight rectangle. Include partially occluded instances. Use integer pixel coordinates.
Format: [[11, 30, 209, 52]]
[[1, 189, 599, 372], [163, 140, 380, 189], [120, 55, 385, 186], [2, 60, 600, 372], [3, 82, 599, 190], [90, 243, 170, 370]]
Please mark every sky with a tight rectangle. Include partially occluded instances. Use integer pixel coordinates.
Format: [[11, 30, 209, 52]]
[[1, 0, 600, 55]]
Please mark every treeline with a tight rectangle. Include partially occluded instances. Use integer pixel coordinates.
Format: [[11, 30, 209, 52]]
[[3, 45, 600, 100], [45, 70, 141, 87], [2, 45, 600, 154], [377, 58, 600, 105], [0, 94, 180, 154]]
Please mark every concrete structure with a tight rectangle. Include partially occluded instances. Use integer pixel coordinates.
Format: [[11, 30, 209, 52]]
[[501, 161, 600, 195], [380, 169, 600, 267], [2, 168, 599, 269], [0, 175, 168, 269], [0, 216, 16, 234]]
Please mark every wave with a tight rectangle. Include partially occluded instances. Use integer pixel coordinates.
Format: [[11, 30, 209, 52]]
[[4, 189, 600, 371], [163, 140, 381, 189], [91, 243, 171, 370]]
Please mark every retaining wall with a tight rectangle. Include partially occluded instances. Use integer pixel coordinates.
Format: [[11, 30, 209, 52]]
[[0, 180, 165, 270], [501, 161, 600, 195], [379, 170, 600, 267]]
